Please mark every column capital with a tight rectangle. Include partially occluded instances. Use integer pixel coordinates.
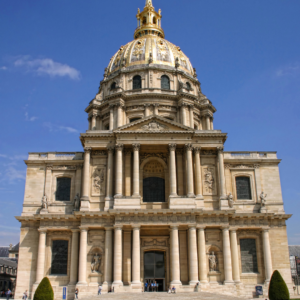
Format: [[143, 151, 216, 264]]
[[262, 227, 270, 233], [170, 225, 179, 231], [109, 104, 115, 109], [196, 225, 206, 230], [168, 143, 177, 151], [132, 143, 141, 151], [115, 144, 124, 151], [107, 146, 115, 153], [217, 146, 224, 153], [180, 103, 188, 107], [71, 229, 80, 233], [84, 147, 92, 153], [104, 227, 114, 231], [188, 104, 194, 109], [184, 143, 193, 151], [229, 228, 238, 233], [132, 225, 141, 230], [154, 103, 160, 107], [221, 226, 230, 231], [114, 225, 123, 230], [194, 146, 201, 153], [38, 228, 47, 233], [79, 226, 89, 232], [144, 104, 151, 107], [188, 225, 197, 230]]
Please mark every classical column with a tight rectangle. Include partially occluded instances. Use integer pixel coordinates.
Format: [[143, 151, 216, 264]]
[[69, 230, 80, 285], [169, 144, 177, 197], [75, 166, 82, 197], [185, 144, 195, 197], [117, 104, 123, 128], [262, 228, 273, 283], [189, 105, 194, 128], [188, 226, 199, 285], [115, 144, 124, 198], [217, 147, 227, 205], [44, 166, 52, 200], [91, 113, 97, 130], [99, 115, 103, 130], [194, 147, 204, 200], [113, 226, 123, 285], [154, 104, 159, 115], [103, 228, 113, 286], [77, 227, 88, 285], [132, 226, 141, 285], [109, 104, 114, 130], [181, 104, 187, 126], [197, 227, 208, 283], [132, 144, 140, 197], [205, 115, 210, 130], [210, 118, 214, 130], [35, 229, 47, 284], [105, 147, 114, 210], [144, 104, 150, 117], [198, 117, 203, 130], [170, 226, 181, 285], [124, 150, 132, 197], [176, 109, 180, 123], [80, 147, 91, 210], [229, 229, 240, 283], [176, 150, 184, 196], [222, 227, 234, 284]]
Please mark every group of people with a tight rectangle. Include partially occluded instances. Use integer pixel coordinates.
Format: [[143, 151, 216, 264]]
[[0, 289, 12, 299], [75, 285, 105, 299], [144, 281, 159, 292]]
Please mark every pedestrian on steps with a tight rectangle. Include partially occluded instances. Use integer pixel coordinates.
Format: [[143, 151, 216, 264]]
[[75, 288, 79, 299], [98, 285, 102, 295]]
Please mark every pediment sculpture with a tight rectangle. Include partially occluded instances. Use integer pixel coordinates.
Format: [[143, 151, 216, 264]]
[[139, 121, 168, 131]]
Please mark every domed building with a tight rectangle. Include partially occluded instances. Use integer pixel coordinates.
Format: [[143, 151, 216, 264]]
[[15, 0, 292, 299]]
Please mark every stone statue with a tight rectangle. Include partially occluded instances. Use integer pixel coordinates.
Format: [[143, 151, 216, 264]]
[[41, 195, 48, 210], [175, 57, 180, 69], [74, 193, 80, 211], [208, 251, 217, 271], [149, 52, 153, 64], [158, 9, 162, 16], [91, 253, 102, 273], [260, 191, 267, 207], [227, 193, 234, 208]]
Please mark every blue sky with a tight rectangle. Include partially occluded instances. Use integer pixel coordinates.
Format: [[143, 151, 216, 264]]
[[0, 0, 300, 246]]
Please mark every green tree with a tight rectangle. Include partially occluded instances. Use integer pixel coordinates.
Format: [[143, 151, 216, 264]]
[[34, 277, 54, 300], [269, 270, 290, 300]]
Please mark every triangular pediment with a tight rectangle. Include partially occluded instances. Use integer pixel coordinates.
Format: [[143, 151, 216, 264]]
[[114, 115, 194, 133]]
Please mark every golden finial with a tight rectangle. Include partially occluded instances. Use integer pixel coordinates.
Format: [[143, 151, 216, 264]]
[[145, 0, 153, 7]]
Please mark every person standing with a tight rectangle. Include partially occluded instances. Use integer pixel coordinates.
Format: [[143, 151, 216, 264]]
[[6, 289, 11, 300], [75, 288, 79, 299], [98, 285, 102, 295], [23, 290, 28, 300]]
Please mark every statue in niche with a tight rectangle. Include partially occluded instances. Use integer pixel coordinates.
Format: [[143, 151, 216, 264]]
[[208, 251, 218, 272], [204, 168, 215, 194], [93, 168, 104, 194], [227, 193, 234, 208], [74, 193, 80, 211], [41, 195, 48, 210], [260, 191, 267, 206], [91, 253, 102, 273]]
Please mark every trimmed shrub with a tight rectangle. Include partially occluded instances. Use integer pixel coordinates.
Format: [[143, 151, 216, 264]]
[[34, 277, 54, 300], [269, 270, 290, 300]]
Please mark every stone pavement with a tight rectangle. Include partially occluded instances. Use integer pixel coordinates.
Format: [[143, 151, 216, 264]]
[[80, 292, 253, 300]]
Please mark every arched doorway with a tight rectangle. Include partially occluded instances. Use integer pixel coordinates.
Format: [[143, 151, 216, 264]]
[[144, 251, 165, 292]]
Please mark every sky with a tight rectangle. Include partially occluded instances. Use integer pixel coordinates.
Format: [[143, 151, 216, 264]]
[[0, 0, 300, 246]]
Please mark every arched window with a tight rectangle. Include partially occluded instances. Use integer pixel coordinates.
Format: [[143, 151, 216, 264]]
[[236, 176, 252, 199], [143, 17, 147, 25], [186, 82, 191, 90], [161, 75, 170, 90], [130, 118, 141, 123], [56, 177, 71, 201], [133, 75, 142, 89], [153, 17, 157, 24], [111, 82, 116, 90]]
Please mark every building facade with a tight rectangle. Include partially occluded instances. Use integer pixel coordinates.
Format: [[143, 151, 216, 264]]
[[15, 0, 292, 299]]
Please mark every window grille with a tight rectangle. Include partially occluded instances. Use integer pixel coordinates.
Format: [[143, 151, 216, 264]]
[[240, 239, 258, 273], [161, 75, 170, 90], [51, 240, 68, 275], [236, 177, 252, 199], [133, 75, 142, 89], [143, 177, 165, 203], [56, 177, 71, 201]]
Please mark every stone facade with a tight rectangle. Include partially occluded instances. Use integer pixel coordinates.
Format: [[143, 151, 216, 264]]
[[14, 1, 292, 299]]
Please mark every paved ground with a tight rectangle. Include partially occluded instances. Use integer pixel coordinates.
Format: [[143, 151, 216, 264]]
[[80, 292, 252, 300]]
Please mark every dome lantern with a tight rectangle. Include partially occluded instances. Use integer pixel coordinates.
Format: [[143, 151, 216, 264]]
[[135, 0, 164, 39]]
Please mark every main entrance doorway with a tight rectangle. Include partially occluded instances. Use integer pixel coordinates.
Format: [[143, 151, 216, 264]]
[[144, 251, 165, 292]]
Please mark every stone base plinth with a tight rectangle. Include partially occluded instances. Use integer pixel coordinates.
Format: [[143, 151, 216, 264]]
[[169, 197, 196, 209]]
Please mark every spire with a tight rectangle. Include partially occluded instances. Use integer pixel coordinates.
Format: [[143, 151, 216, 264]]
[[135, 0, 164, 39]]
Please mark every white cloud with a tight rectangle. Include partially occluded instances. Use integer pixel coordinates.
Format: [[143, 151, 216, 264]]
[[276, 63, 300, 77], [0, 66, 7, 70], [0, 154, 7, 158], [14, 56, 81, 80], [0, 231, 20, 237], [25, 111, 38, 122], [5, 166, 26, 181], [43, 122, 78, 133], [0, 225, 20, 231]]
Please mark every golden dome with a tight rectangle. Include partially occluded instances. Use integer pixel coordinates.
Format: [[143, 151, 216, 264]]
[[106, 0, 195, 77]]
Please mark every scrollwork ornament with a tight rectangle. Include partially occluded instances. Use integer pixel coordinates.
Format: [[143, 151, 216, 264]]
[[194, 147, 201, 154], [168, 143, 176, 151], [184, 143, 193, 151], [115, 144, 124, 151], [217, 146, 224, 153], [107, 146, 114, 154]]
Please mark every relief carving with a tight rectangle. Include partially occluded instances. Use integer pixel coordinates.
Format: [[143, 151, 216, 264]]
[[140, 153, 167, 164], [139, 121, 168, 131], [203, 166, 217, 195], [92, 167, 105, 195]]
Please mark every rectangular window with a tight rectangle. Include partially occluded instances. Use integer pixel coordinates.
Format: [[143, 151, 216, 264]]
[[236, 177, 252, 199], [240, 239, 258, 273], [51, 240, 68, 275], [56, 178, 71, 201]]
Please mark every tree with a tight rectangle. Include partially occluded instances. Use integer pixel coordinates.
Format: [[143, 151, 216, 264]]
[[34, 277, 54, 300], [269, 270, 290, 300]]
